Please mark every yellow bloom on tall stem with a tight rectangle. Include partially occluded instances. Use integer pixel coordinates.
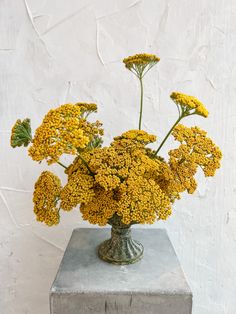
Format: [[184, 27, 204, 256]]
[[170, 92, 209, 118], [123, 53, 160, 130], [123, 53, 160, 77], [153, 92, 209, 157]]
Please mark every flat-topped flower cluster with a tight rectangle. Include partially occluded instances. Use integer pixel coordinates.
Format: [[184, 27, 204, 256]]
[[11, 53, 222, 227]]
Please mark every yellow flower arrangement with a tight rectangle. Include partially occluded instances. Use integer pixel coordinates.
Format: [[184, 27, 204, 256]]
[[10, 53, 222, 228]]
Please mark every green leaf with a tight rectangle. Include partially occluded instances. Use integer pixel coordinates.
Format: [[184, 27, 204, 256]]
[[10, 118, 32, 148], [88, 136, 103, 149]]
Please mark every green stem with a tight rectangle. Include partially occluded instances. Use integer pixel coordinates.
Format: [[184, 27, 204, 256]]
[[138, 76, 144, 130], [153, 115, 183, 157], [56, 161, 67, 169], [77, 154, 94, 176]]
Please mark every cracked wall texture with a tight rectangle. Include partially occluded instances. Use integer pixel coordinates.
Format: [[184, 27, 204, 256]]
[[0, 0, 235, 313]]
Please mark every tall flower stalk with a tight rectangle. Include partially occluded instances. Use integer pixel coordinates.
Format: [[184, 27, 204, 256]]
[[123, 54, 209, 155], [138, 77, 144, 130], [123, 53, 160, 130]]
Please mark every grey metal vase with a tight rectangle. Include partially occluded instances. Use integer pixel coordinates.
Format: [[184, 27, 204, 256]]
[[98, 214, 144, 265]]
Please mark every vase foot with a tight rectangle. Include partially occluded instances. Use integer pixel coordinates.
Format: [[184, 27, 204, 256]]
[[98, 238, 144, 265]]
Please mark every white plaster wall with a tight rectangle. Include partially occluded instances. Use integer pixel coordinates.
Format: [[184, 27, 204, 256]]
[[0, 0, 235, 313]]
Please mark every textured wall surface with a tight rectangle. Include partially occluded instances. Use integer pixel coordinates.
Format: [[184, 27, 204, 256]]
[[0, 1, 235, 313]]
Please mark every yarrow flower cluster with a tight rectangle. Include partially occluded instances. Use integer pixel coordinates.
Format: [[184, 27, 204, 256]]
[[33, 171, 62, 226], [28, 103, 103, 164], [10, 52, 222, 227], [123, 53, 160, 77], [171, 124, 222, 177], [170, 91, 209, 118], [58, 130, 171, 225]]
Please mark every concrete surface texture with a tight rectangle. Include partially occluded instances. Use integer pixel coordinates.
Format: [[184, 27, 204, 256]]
[[0, 0, 235, 314], [50, 228, 192, 314]]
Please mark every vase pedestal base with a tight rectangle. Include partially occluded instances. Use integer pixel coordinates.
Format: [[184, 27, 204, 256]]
[[50, 228, 192, 314], [98, 238, 143, 265], [98, 221, 144, 265]]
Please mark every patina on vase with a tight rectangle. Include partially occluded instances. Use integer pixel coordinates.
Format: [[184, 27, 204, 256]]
[[98, 214, 144, 265]]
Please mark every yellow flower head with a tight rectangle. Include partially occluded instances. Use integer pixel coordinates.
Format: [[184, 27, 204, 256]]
[[113, 130, 156, 145], [123, 53, 160, 69], [33, 171, 62, 226], [170, 92, 209, 118], [165, 124, 222, 195], [75, 102, 98, 116], [60, 172, 95, 211], [123, 53, 160, 77], [28, 103, 103, 164], [116, 175, 171, 224], [80, 187, 117, 226], [64, 129, 171, 225]]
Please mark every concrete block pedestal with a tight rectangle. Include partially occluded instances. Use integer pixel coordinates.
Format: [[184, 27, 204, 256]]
[[50, 228, 192, 314]]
